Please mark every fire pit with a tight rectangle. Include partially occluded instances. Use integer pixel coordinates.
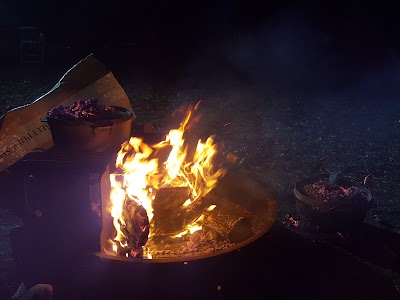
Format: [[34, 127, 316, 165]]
[[98, 103, 277, 262], [14, 142, 276, 298], [99, 167, 276, 262]]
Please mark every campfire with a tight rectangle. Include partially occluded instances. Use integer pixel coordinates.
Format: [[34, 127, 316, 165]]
[[6, 56, 277, 299], [6, 56, 275, 265], [99, 102, 276, 261]]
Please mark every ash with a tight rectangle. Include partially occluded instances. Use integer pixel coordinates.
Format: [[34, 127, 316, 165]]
[[144, 230, 236, 259]]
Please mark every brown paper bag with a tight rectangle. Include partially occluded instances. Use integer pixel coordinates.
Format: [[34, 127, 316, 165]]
[[0, 54, 136, 172]]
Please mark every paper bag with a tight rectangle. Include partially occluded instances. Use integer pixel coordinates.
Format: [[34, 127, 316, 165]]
[[0, 54, 136, 172]]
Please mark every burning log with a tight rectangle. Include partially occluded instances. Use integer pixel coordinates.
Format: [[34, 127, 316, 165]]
[[188, 196, 254, 244], [119, 200, 150, 258], [151, 187, 254, 244], [152, 187, 190, 236]]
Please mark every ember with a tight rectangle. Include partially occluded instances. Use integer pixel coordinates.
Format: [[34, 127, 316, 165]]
[[293, 175, 374, 232], [47, 98, 116, 120], [304, 179, 370, 205]]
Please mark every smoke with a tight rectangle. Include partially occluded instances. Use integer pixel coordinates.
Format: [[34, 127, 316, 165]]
[[182, 3, 399, 105]]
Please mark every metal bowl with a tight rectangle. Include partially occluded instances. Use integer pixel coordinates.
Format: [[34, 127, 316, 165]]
[[293, 174, 373, 231], [43, 106, 134, 153]]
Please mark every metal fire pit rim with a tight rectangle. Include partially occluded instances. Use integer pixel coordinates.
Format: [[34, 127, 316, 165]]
[[91, 219, 275, 264], [92, 210, 277, 264], [96, 168, 277, 264]]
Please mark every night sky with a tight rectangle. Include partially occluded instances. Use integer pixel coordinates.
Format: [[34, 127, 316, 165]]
[[1, 0, 400, 97], [2, 1, 400, 52]]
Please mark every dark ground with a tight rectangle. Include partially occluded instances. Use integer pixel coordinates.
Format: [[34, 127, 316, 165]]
[[1, 1, 400, 299]]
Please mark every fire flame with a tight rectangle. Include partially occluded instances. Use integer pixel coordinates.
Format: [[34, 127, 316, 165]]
[[108, 103, 227, 257]]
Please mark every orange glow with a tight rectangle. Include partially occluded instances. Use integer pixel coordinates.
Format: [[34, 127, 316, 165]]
[[108, 102, 227, 257]]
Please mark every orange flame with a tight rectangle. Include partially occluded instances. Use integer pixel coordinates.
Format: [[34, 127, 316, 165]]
[[108, 102, 227, 257]]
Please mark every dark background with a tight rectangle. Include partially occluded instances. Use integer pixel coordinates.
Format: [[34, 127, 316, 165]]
[[2, 0, 400, 109], [1, 0, 400, 77]]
